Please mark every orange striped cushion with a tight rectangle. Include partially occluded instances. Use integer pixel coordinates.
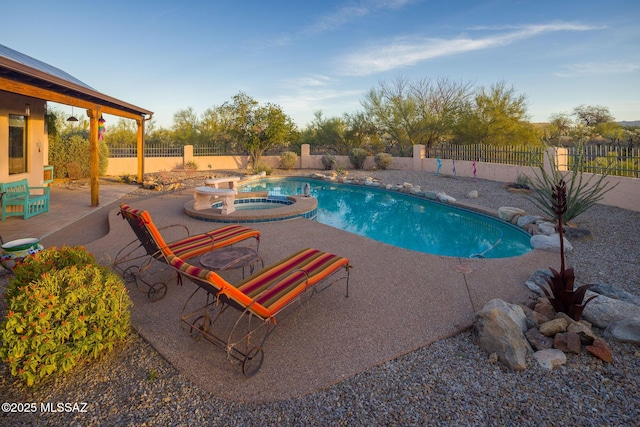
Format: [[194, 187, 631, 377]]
[[119, 203, 260, 261], [168, 225, 260, 260], [237, 248, 349, 316]]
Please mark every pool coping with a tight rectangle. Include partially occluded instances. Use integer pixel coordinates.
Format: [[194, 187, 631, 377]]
[[184, 193, 318, 223]]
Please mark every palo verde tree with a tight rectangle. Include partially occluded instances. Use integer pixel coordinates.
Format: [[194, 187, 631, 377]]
[[220, 92, 297, 165], [362, 76, 473, 155], [454, 81, 539, 145]]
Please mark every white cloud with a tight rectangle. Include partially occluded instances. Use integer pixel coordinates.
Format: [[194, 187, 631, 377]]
[[555, 61, 640, 77], [338, 22, 604, 76], [302, 0, 414, 34]]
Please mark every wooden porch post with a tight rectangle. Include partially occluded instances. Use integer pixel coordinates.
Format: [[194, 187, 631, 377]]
[[136, 117, 145, 183], [87, 108, 100, 207]]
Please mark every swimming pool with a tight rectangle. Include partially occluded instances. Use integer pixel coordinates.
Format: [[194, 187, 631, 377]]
[[239, 177, 532, 258]]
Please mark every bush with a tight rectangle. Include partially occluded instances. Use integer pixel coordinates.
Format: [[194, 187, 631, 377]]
[[0, 264, 131, 386], [321, 154, 336, 170], [252, 162, 273, 175], [279, 151, 298, 170], [349, 148, 368, 169], [374, 152, 393, 170], [49, 134, 109, 179], [6, 246, 97, 301]]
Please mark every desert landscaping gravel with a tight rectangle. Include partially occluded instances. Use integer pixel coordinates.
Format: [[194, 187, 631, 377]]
[[1, 170, 638, 426]]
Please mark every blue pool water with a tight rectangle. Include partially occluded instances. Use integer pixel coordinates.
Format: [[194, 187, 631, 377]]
[[239, 177, 532, 258]]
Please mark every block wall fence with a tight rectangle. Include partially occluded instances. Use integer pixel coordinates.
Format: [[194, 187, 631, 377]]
[[106, 144, 639, 212]]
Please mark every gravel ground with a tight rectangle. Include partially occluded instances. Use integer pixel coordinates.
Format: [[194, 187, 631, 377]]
[[1, 169, 639, 426]]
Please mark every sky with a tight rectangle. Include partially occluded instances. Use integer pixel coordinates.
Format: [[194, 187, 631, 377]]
[[2, 0, 639, 129]]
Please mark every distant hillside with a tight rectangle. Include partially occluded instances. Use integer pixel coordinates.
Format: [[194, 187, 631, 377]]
[[619, 121, 640, 127]]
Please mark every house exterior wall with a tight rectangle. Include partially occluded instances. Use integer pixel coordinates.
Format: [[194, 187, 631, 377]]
[[0, 91, 48, 186]]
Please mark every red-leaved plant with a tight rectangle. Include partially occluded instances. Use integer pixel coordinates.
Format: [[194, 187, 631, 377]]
[[537, 180, 597, 321]]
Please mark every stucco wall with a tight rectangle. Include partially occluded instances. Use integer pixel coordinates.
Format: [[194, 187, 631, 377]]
[[105, 143, 639, 212], [0, 92, 48, 186]]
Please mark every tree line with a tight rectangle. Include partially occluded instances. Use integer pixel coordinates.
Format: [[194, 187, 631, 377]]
[[49, 76, 640, 167]]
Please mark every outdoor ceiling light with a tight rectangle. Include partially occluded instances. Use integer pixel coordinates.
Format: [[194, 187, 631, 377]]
[[25, 104, 30, 116], [67, 106, 78, 122]]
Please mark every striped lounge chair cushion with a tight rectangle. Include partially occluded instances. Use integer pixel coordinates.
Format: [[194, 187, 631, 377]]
[[168, 225, 260, 260], [236, 248, 349, 316]]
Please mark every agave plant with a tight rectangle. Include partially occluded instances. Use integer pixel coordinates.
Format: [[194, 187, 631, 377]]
[[537, 179, 598, 321]]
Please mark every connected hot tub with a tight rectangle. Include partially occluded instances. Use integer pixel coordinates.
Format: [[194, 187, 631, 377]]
[[184, 194, 318, 223]]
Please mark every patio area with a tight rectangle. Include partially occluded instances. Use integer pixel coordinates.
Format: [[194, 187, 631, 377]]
[[0, 180, 556, 402]]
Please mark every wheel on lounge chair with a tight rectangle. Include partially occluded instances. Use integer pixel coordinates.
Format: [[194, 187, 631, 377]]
[[190, 315, 212, 341], [147, 282, 168, 302], [122, 265, 140, 284], [242, 347, 264, 377]]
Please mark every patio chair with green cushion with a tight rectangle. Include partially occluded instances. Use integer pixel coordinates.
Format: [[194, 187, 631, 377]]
[[115, 203, 260, 302], [119, 204, 352, 377]]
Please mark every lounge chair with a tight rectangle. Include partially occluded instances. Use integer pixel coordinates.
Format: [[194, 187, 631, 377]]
[[115, 203, 260, 301], [117, 204, 351, 376]]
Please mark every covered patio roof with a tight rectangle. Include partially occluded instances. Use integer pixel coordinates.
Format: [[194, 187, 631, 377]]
[[0, 44, 153, 206]]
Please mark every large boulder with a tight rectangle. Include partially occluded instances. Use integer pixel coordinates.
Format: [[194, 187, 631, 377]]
[[530, 233, 573, 253], [582, 291, 640, 329], [604, 317, 640, 344], [498, 206, 525, 222], [473, 303, 533, 371], [482, 299, 528, 332]]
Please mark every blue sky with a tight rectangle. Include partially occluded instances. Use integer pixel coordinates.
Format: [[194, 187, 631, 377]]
[[3, 0, 639, 129]]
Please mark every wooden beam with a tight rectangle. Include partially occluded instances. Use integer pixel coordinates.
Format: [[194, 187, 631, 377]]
[[87, 109, 100, 207], [136, 118, 146, 183], [0, 76, 145, 121]]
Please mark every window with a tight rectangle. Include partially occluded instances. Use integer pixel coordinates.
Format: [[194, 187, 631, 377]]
[[9, 114, 28, 175]]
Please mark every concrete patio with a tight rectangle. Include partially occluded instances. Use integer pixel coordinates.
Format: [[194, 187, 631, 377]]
[[0, 183, 556, 402]]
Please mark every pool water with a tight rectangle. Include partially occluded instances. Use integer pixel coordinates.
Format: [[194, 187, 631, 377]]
[[239, 178, 532, 258]]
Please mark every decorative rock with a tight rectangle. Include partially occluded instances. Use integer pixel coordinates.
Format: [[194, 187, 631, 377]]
[[604, 317, 640, 344], [534, 301, 556, 320], [525, 223, 541, 235], [554, 332, 581, 354], [466, 190, 478, 199], [567, 322, 597, 344], [530, 233, 573, 253], [473, 306, 532, 371], [517, 215, 543, 228], [525, 269, 553, 295], [488, 353, 499, 363], [537, 221, 557, 235], [585, 338, 613, 362], [525, 328, 554, 351], [582, 291, 640, 329], [591, 283, 640, 306], [498, 207, 526, 222], [423, 191, 439, 200], [539, 318, 569, 336], [533, 349, 567, 370], [483, 299, 528, 332], [409, 187, 422, 195], [511, 215, 521, 225], [527, 309, 551, 327], [437, 193, 456, 203]]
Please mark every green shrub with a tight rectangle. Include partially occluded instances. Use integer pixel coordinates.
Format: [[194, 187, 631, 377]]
[[374, 152, 393, 170], [185, 160, 198, 170], [349, 148, 368, 169], [279, 151, 298, 170], [6, 246, 96, 301], [0, 265, 132, 386], [49, 134, 109, 179], [252, 162, 273, 175], [321, 154, 336, 170]]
